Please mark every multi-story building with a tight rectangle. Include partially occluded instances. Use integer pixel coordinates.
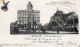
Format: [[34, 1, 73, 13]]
[[17, 2, 40, 29]]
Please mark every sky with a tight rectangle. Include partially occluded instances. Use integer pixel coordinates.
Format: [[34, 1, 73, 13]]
[[0, 0, 80, 25]]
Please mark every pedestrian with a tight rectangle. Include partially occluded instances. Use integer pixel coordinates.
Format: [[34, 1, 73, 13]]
[[57, 29, 59, 34], [41, 26, 46, 34]]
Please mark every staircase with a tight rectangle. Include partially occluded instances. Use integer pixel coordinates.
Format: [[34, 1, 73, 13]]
[[55, 16, 65, 30]]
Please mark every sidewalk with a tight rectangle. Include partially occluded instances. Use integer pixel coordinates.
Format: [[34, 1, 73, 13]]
[[46, 31, 78, 34]]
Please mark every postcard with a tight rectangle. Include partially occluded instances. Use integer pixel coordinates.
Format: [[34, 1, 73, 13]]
[[0, 0, 80, 47]]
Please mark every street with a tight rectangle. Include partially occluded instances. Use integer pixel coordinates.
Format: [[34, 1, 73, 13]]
[[11, 30, 78, 34]]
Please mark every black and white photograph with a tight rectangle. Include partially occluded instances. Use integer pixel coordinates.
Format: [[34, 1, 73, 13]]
[[10, 1, 78, 34]]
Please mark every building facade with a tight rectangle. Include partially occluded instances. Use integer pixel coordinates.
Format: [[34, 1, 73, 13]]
[[17, 2, 40, 29]]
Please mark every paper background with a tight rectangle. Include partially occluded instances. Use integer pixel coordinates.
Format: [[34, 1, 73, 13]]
[[0, 0, 80, 47]]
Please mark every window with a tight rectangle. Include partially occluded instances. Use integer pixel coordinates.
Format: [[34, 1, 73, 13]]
[[21, 22, 23, 24], [23, 22, 25, 24], [17, 22, 19, 24], [26, 21, 27, 23]]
